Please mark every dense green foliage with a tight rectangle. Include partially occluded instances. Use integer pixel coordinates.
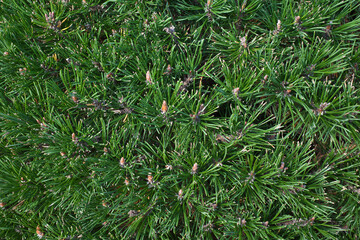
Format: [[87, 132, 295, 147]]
[[1, 0, 360, 239]]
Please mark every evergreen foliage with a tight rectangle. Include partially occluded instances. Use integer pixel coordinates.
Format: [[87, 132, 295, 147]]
[[0, 0, 360, 239]]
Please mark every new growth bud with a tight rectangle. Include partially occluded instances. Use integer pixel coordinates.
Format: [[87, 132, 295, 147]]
[[146, 70, 153, 85], [164, 64, 172, 75], [161, 100, 168, 114], [191, 163, 198, 175], [240, 37, 247, 48], [147, 174, 154, 185], [119, 157, 126, 167], [124, 177, 130, 186], [177, 189, 183, 200], [36, 226, 44, 239], [277, 20, 281, 31], [232, 87, 240, 96], [165, 165, 173, 170]]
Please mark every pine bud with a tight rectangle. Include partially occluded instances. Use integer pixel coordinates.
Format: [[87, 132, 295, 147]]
[[279, 161, 285, 170], [119, 157, 126, 167], [284, 89, 292, 96], [240, 37, 247, 48], [0, 202, 5, 208], [232, 87, 240, 96], [128, 210, 139, 217], [36, 226, 44, 239], [191, 163, 198, 175], [203, 223, 214, 231], [295, 16, 301, 24], [147, 174, 154, 185], [165, 165, 173, 170], [164, 64, 172, 75], [161, 100, 168, 114], [163, 25, 175, 34], [146, 70, 152, 85], [3, 52, 9, 56], [104, 147, 109, 154], [198, 104, 205, 114], [72, 95, 78, 103], [124, 177, 130, 186], [210, 202, 217, 210], [106, 72, 114, 79], [177, 189, 183, 200], [19, 68, 27, 76], [309, 217, 315, 225], [314, 102, 330, 116], [277, 20, 281, 31], [237, 218, 246, 226], [72, 133, 76, 142]]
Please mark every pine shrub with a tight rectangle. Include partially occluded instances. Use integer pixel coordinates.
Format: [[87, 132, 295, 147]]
[[1, 0, 360, 239]]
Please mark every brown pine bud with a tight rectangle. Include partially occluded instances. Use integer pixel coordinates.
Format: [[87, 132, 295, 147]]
[[146, 70, 152, 85], [240, 37, 247, 48], [295, 16, 301, 24], [261, 75, 268, 85], [19, 68, 27, 76], [210, 203, 217, 210], [72, 95, 78, 103], [124, 177, 130, 186], [106, 72, 113, 78], [279, 161, 285, 170], [177, 189, 183, 200], [119, 157, 126, 167], [147, 174, 154, 185], [284, 89, 292, 96], [277, 20, 281, 31], [309, 217, 315, 225], [232, 87, 240, 96], [164, 64, 172, 75], [104, 147, 109, 154], [191, 163, 198, 175], [238, 218, 246, 226], [161, 100, 168, 114], [163, 25, 175, 34], [36, 226, 44, 239], [128, 210, 139, 217], [3, 52, 9, 56]]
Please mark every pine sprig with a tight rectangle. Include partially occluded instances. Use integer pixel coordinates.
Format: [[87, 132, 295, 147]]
[[1, 0, 359, 239]]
